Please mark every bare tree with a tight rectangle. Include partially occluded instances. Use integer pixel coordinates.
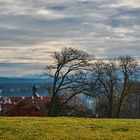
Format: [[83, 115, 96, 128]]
[[125, 81, 140, 118], [116, 55, 138, 117], [93, 60, 119, 117], [90, 55, 138, 118], [44, 47, 93, 116]]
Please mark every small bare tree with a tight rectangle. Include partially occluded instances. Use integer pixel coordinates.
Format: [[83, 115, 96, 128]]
[[116, 55, 138, 117], [44, 47, 93, 116], [94, 60, 119, 117]]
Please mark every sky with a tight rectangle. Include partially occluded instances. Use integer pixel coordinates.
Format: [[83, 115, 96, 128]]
[[0, 0, 140, 77]]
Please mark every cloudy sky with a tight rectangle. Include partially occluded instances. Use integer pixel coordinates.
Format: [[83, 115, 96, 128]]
[[0, 0, 140, 77]]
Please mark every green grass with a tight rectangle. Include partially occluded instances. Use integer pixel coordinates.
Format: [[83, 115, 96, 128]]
[[0, 117, 140, 140]]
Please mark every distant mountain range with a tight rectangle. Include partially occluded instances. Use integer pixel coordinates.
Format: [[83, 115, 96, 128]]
[[0, 77, 44, 84], [21, 74, 48, 79], [0, 74, 52, 84]]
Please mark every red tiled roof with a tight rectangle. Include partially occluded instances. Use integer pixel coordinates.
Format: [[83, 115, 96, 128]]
[[10, 96, 51, 106]]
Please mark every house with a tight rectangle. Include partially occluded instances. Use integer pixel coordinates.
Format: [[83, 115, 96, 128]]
[[0, 95, 51, 116]]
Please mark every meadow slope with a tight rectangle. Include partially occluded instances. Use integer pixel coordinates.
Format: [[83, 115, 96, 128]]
[[0, 117, 140, 140]]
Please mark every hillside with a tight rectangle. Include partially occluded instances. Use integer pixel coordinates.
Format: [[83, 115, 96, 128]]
[[0, 117, 140, 140], [0, 77, 51, 97], [0, 76, 50, 84]]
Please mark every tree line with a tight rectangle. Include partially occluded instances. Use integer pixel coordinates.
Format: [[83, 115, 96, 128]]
[[44, 47, 140, 118]]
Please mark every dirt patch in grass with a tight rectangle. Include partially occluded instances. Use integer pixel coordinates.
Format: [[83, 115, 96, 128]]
[[86, 124, 104, 130], [111, 127, 129, 132]]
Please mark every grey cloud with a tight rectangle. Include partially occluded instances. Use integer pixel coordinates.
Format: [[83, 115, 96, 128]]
[[0, 0, 140, 76], [49, 5, 68, 11], [108, 7, 140, 27]]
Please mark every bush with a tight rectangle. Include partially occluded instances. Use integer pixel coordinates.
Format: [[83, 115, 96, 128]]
[[15, 101, 26, 107]]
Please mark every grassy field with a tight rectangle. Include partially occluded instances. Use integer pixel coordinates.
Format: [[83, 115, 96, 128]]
[[0, 117, 140, 140]]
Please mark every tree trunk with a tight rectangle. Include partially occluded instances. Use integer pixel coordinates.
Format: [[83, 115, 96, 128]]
[[108, 98, 113, 118], [48, 96, 56, 116], [116, 98, 123, 118]]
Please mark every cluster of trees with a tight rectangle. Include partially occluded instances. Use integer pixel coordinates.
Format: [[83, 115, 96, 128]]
[[44, 47, 140, 118]]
